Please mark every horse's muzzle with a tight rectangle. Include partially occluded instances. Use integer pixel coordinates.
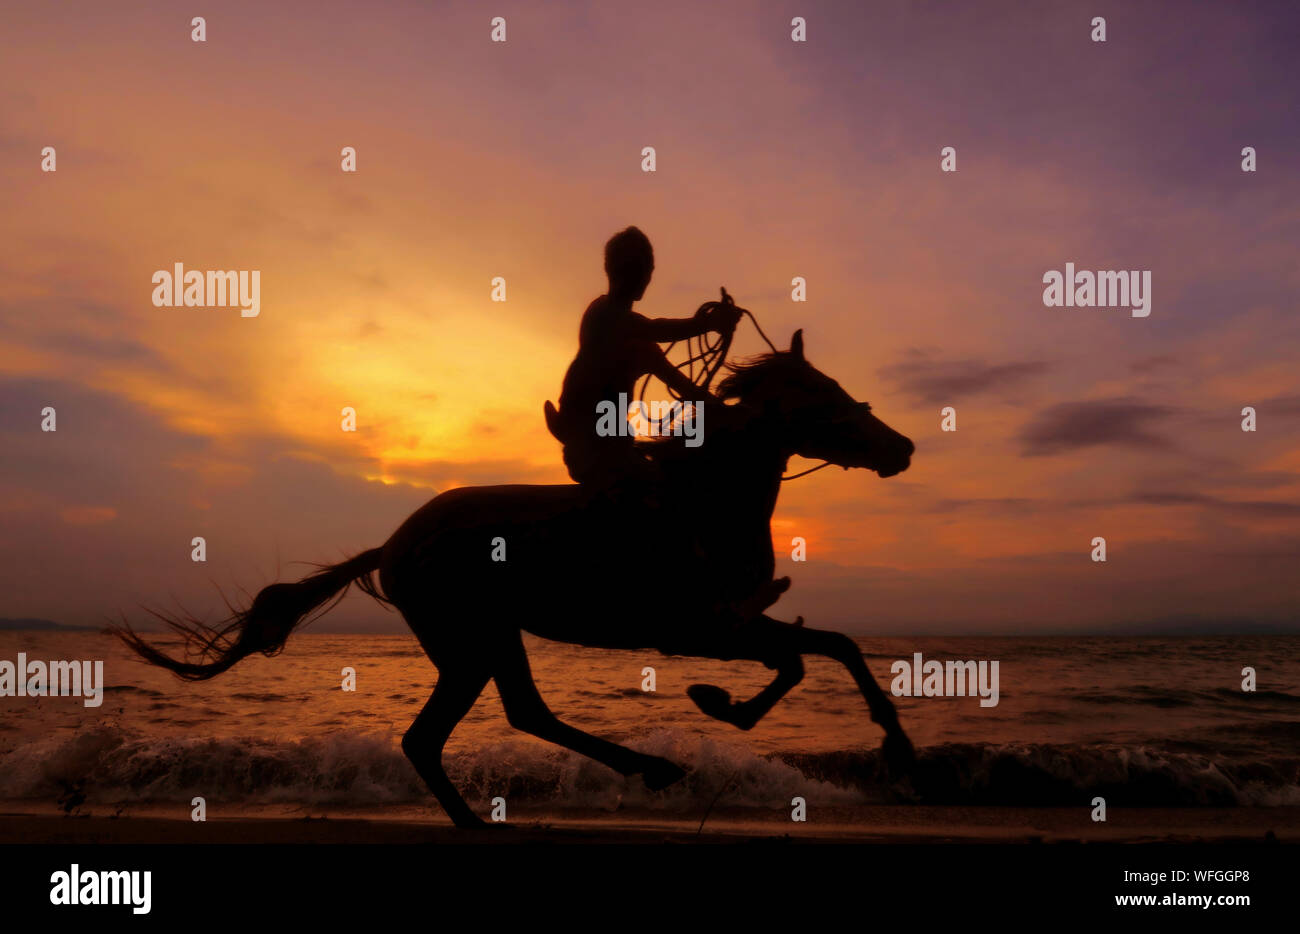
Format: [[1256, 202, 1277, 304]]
[[875, 436, 914, 478]]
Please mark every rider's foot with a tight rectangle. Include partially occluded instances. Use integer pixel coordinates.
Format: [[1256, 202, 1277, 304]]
[[730, 576, 793, 622]]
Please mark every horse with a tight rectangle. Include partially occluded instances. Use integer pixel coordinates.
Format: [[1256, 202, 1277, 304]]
[[113, 329, 916, 828]]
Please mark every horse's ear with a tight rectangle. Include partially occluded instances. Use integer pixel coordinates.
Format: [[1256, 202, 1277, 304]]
[[790, 329, 804, 359]]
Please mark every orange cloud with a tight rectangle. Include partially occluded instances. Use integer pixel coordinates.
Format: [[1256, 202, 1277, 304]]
[[59, 506, 117, 526]]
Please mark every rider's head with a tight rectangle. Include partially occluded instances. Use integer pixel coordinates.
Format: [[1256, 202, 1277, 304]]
[[605, 227, 654, 302]]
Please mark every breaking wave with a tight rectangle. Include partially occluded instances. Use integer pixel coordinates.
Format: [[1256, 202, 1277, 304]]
[[2, 727, 1296, 811]]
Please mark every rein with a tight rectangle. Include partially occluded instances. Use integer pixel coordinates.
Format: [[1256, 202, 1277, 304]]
[[780, 461, 832, 481], [635, 288, 832, 483]]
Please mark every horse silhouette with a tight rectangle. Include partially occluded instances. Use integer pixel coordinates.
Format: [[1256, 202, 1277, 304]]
[[114, 329, 915, 828]]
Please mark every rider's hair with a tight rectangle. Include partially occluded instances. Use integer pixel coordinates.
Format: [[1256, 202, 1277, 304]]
[[604, 226, 654, 288]]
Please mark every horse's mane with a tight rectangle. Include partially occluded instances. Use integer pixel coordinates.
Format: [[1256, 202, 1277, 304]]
[[714, 350, 791, 400], [636, 355, 788, 469]]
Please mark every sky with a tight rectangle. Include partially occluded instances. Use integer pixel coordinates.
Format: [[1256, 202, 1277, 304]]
[[1, 0, 1297, 634]]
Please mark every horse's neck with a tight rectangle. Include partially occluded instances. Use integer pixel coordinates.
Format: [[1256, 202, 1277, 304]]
[[682, 411, 787, 548]]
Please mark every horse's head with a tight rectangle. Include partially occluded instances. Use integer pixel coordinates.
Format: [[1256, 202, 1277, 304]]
[[716, 330, 913, 478]]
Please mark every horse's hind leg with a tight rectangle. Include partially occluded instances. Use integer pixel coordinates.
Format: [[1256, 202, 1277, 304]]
[[493, 633, 686, 792], [403, 664, 491, 828]]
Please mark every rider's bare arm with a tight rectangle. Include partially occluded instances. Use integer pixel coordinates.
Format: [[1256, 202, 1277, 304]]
[[648, 346, 704, 399], [629, 307, 736, 343]]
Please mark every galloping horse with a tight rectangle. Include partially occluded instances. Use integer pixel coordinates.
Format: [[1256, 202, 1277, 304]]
[[114, 330, 915, 827]]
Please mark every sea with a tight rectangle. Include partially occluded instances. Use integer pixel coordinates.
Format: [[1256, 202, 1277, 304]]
[[1, 631, 1298, 818]]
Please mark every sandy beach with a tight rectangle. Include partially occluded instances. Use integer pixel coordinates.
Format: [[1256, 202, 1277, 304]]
[[3, 805, 1295, 845]]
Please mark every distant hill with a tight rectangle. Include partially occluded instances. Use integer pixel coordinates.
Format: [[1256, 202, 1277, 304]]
[[0, 618, 97, 631]]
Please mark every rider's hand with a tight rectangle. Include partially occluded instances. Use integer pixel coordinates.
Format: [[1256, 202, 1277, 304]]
[[708, 303, 742, 331]]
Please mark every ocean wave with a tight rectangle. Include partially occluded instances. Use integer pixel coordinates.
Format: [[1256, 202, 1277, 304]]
[[0, 727, 862, 811], [1211, 687, 1300, 705], [103, 685, 164, 697], [1072, 687, 1194, 708], [1, 728, 1296, 810], [1064, 684, 1300, 709], [781, 743, 1300, 807]]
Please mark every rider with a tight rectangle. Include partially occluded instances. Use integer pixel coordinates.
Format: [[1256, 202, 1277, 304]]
[[547, 226, 741, 494], [546, 228, 791, 639]]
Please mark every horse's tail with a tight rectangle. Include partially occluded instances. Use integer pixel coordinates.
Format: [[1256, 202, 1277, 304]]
[[111, 548, 388, 681]]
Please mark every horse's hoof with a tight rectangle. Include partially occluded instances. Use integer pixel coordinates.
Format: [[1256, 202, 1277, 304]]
[[641, 758, 687, 791], [687, 683, 734, 720], [449, 811, 492, 830], [881, 730, 916, 778]]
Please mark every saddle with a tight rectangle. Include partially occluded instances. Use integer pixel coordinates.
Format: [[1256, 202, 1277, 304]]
[[544, 402, 790, 626]]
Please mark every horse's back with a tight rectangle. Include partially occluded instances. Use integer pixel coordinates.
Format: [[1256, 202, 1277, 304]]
[[427, 482, 585, 521], [379, 483, 588, 605]]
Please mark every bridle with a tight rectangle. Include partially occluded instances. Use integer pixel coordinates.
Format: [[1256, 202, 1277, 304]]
[[634, 286, 778, 405], [633, 288, 844, 482]]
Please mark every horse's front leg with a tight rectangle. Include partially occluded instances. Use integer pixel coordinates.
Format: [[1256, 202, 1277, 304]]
[[790, 625, 915, 776], [691, 617, 915, 777], [686, 612, 804, 730], [687, 650, 803, 731]]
